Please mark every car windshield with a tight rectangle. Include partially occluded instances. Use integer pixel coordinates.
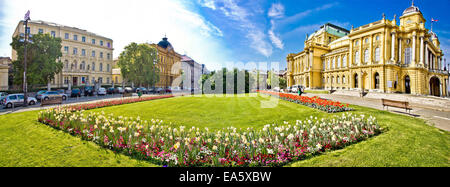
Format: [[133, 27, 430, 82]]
[[47, 91, 58, 94]]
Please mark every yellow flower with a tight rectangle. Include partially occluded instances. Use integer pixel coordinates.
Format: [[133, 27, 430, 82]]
[[173, 142, 180, 150]]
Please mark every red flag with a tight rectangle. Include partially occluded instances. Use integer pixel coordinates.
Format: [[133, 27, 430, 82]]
[[431, 18, 438, 22]]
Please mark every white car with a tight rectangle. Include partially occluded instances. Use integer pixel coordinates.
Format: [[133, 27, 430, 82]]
[[97, 88, 107, 96], [2, 94, 37, 108]]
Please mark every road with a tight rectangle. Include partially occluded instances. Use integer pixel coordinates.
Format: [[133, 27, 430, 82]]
[[300, 92, 450, 132]]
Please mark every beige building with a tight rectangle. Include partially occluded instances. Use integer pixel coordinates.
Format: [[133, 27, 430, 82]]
[[0, 57, 11, 91], [12, 20, 114, 88], [149, 36, 182, 88], [287, 3, 449, 97]]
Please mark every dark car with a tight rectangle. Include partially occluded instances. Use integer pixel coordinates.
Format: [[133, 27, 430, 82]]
[[148, 87, 155, 94], [84, 86, 94, 96], [165, 88, 172, 93], [71, 89, 81, 97], [136, 87, 148, 94], [107, 87, 115, 94]]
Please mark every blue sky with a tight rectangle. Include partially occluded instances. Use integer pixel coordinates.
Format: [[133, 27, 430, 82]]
[[1, 0, 450, 71]]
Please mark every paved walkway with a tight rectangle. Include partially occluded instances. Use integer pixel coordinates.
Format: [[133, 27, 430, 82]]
[[301, 92, 450, 132]]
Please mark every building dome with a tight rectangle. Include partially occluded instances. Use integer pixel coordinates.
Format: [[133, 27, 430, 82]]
[[157, 36, 173, 49], [402, 3, 421, 16]]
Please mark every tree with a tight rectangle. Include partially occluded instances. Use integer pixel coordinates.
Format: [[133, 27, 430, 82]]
[[200, 68, 255, 94], [117, 43, 160, 88], [10, 33, 63, 90], [267, 71, 287, 89]]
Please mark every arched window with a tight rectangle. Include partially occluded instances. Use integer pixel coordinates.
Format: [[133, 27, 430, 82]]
[[343, 55, 347, 67], [374, 72, 380, 89], [343, 76, 346, 84], [354, 74, 359, 88], [92, 62, 96, 71], [375, 48, 380, 62], [355, 51, 360, 64], [337, 57, 341, 68], [364, 49, 369, 63], [74, 61, 78, 70]]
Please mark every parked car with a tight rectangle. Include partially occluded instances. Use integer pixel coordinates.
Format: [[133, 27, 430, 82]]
[[97, 88, 107, 96], [41, 91, 67, 101], [286, 87, 292, 93], [136, 87, 148, 94], [165, 88, 172, 93], [35, 90, 47, 100], [115, 87, 124, 94], [2, 94, 37, 108], [0, 92, 7, 105], [71, 89, 81, 97], [273, 87, 280, 92], [107, 87, 115, 94], [124, 87, 133, 93], [84, 86, 94, 96], [148, 87, 155, 94], [291, 85, 300, 93], [156, 87, 164, 94]]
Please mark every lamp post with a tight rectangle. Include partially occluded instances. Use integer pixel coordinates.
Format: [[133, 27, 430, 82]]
[[23, 10, 31, 107]]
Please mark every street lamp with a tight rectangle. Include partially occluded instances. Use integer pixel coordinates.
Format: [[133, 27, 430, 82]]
[[22, 10, 31, 107]]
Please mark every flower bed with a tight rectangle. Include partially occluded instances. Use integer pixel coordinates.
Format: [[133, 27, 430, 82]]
[[65, 95, 174, 111], [38, 108, 381, 167], [257, 90, 353, 113]]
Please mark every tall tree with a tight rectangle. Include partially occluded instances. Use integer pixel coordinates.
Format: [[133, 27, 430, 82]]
[[267, 71, 287, 89], [117, 43, 160, 87], [10, 33, 63, 90]]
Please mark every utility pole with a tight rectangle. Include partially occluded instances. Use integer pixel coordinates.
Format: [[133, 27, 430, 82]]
[[23, 10, 31, 107]]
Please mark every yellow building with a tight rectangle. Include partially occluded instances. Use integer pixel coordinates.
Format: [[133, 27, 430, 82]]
[[12, 20, 114, 88], [0, 57, 11, 91], [149, 36, 182, 88], [287, 3, 449, 97]]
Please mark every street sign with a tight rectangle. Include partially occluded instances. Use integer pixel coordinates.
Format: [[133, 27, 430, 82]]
[[24, 10, 30, 21]]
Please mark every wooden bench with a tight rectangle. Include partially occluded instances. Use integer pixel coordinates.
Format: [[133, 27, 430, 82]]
[[41, 95, 63, 106], [381, 99, 412, 113]]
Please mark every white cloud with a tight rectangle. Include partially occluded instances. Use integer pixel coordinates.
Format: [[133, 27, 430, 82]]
[[268, 20, 284, 49], [203, 0, 273, 57], [198, 0, 217, 10], [268, 3, 285, 19], [0, 0, 230, 70]]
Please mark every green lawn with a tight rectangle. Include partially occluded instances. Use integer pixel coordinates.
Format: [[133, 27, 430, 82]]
[[0, 94, 449, 167]]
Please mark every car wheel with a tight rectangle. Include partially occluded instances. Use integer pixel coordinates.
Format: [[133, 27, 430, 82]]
[[6, 103, 12, 108], [44, 97, 49, 101], [62, 96, 67, 100], [29, 101, 35, 105]]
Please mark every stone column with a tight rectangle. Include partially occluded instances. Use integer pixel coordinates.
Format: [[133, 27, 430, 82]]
[[398, 37, 402, 64], [412, 35, 416, 64], [420, 36, 424, 65], [391, 32, 396, 62], [369, 35, 373, 65], [425, 42, 428, 69]]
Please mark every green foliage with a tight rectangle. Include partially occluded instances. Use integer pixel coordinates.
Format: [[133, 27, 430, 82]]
[[200, 68, 255, 94], [10, 33, 63, 86], [267, 71, 287, 89], [117, 43, 160, 87]]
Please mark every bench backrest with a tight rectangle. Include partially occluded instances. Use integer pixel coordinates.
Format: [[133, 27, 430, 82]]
[[382, 99, 409, 108], [41, 95, 63, 106]]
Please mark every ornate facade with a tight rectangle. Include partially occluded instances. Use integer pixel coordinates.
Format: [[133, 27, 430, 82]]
[[287, 3, 449, 97], [0, 57, 10, 91], [149, 36, 182, 88], [12, 20, 114, 88]]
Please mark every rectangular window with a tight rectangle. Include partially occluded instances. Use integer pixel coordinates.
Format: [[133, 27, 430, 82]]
[[100, 52, 103, 58], [73, 48, 78, 55], [73, 35, 78, 41], [337, 57, 341, 68], [64, 46, 69, 53], [107, 64, 110, 72], [107, 53, 111, 60], [107, 42, 111, 48], [343, 56, 347, 67], [51, 31, 56, 37], [82, 36, 86, 42], [92, 51, 96, 57], [100, 63, 103, 72], [82, 49, 86, 56], [25, 27, 30, 34], [38, 29, 43, 34], [100, 41, 103, 46], [405, 48, 411, 65], [65, 33, 69, 39], [92, 39, 96, 44], [375, 48, 380, 62]]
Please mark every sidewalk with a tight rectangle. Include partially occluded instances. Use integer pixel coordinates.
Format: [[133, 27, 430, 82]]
[[301, 92, 450, 132]]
